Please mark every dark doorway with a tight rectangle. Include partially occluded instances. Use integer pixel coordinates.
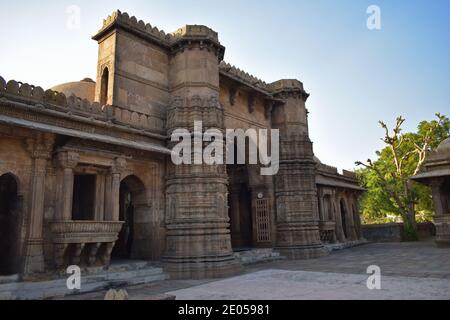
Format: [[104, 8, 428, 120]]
[[112, 183, 134, 259], [227, 165, 254, 250], [112, 176, 145, 260], [72, 174, 96, 221], [340, 199, 348, 239], [0, 174, 19, 275]]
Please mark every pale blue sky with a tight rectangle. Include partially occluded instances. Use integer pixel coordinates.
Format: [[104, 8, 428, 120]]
[[0, 0, 449, 170]]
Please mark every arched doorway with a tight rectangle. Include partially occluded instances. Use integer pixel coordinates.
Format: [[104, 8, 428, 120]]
[[100, 67, 109, 106], [0, 173, 19, 275], [340, 199, 348, 239], [112, 175, 145, 260]]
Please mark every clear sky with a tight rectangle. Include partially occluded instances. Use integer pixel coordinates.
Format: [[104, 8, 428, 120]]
[[0, 0, 449, 170]]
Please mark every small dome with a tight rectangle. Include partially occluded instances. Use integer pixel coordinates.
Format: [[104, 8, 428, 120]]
[[51, 78, 96, 102], [436, 137, 450, 153], [313, 156, 322, 164]]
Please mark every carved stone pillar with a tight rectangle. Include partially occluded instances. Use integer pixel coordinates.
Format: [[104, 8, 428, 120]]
[[344, 196, 358, 241], [430, 179, 445, 216], [105, 158, 126, 221], [56, 151, 79, 221], [271, 80, 327, 259], [23, 133, 54, 274], [164, 26, 241, 279], [430, 179, 450, 247]]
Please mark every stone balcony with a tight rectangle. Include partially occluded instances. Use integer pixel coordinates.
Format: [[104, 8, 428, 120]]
[[49, 221, 124, 268]]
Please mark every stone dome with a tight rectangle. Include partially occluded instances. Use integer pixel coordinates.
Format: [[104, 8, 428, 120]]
[[436, 137, 450, 153], [313, 156, 322, 164], [51, 78, 96, 102]]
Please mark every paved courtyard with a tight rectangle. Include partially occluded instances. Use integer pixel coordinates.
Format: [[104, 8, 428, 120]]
[[66, 241, 450, 300]]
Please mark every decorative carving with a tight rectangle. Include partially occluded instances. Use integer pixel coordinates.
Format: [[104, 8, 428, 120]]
[[24, 132, 55, 160], [248, 94, 256, 113], [264, 100, 274, 120], [229, 86, 238, 106], [57, 151, 80, 169]]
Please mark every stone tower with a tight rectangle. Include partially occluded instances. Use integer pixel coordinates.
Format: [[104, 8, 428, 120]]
[[164, 25, 242, 279], [271, 80, 328, 259]]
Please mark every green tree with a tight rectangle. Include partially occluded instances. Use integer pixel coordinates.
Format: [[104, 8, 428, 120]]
[[356, 113, 450, 239]]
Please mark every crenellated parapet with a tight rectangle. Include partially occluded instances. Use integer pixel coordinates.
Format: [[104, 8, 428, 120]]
[[94, 10, 173, 45], [219, 61, 271, 93], [0, 76, 165, 134], [94, 10, 225, 60]]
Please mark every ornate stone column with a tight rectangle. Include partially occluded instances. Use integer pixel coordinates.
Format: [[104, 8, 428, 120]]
[[164, 25, 241, 279], [344, 195, 358, 241], [105, 157, 126, 222], [430, 179, 445, 217], [56, 151, 79, 221], [23, 132, 54, 274], [271, 80, 328, 259], [430, 179, 450, 247]]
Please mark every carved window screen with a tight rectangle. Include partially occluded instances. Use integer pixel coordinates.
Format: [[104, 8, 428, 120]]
[[256, 199, 271, 242]]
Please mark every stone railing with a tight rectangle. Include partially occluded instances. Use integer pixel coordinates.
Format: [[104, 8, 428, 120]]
[[49, 221, 124, 268], [0, 76, 164, 133]]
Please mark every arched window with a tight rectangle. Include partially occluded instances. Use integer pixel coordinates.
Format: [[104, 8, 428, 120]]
[[100, 67, 109, 106]]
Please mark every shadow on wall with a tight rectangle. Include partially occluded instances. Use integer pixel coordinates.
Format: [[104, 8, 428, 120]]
[[362, 222, 436, 242]]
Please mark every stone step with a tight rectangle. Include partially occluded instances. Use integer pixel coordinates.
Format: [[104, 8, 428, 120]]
[[0, 274, 19, 285], [325, 239, 368, 252], [234, 249, 285, 265], [0, 265, 168, 300]]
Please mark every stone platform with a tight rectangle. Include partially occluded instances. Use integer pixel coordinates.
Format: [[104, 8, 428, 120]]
[[0, 261, 167, 300]]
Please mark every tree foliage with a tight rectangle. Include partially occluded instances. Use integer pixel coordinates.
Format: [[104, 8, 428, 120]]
[[356, 113, 450, 239]]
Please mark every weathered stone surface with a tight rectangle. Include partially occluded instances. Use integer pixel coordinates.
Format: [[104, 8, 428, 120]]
[[0, 10, 364, 284]]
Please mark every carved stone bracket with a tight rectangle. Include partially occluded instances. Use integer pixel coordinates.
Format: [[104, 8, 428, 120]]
[[24, 132, 55, 160], [248, 94, 256, 113], [57, 151, 80, 169], [229, 86, 238, 106], [264, 100, 274, 120]]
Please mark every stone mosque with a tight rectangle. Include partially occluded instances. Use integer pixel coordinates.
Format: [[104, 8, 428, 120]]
[[0, 10, 364, 280]]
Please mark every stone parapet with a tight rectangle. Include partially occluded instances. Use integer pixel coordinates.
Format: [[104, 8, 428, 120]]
[[0, 76, 166, 136]]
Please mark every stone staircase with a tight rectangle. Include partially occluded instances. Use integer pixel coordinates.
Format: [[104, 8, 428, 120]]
[[234, 248, 285, 265], [0, 261, 168, 300]]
